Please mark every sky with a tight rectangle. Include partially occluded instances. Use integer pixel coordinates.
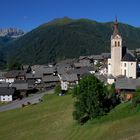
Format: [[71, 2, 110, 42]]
[[0, 0, 140, 31]]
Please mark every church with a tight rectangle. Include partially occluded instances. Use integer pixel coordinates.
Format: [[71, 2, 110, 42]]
[[108, 19, 137, 79]]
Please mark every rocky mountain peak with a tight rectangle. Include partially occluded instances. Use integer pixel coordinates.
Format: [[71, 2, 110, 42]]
[[0, 28, 25, 38]]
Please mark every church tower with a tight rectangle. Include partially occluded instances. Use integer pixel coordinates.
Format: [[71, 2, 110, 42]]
[[110, 18, 122, 76]]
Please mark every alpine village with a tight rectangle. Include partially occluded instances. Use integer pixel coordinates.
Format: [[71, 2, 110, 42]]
[[1, 17, 140, 140]]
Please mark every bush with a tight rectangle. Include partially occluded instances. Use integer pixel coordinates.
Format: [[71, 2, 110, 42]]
[[54, 85, 61, 95], [72, 74, 109, 124], [132, 88, 140, 107]]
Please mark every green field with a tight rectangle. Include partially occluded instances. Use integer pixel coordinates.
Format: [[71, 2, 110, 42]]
[[0, 102, 8, 107], [0, 94, 140, 140]]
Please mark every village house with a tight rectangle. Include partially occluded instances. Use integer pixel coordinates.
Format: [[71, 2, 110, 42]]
[[115, 77, 140, 100], [56, 63, 72, 75], [89, 55, 103, 65], [99, 64, 108, 75], [74, 61, 91, 69], [12, 80, 28, 98], [59, 73, 78, 91], [42, 75, 60, 89], [0, 87, 16, 102], [26, 72, 42, 84], [0, 71, 6, 82], [31, 65, 56, 75], [94, 73, 108, 84], [67, 67, 95, 79], [0, 82, 10, 88], [4, 70, 26, 83]]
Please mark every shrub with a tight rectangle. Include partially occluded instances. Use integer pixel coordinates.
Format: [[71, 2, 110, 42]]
[[132, 88, 140, 107]]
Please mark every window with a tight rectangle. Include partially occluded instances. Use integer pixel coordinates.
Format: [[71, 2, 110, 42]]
[[124, 63, 126, 67], [124, 70, 126, 76], [131, 63, 133, 65], [115, 41, 117, 47], [118, 41, 120, 46]]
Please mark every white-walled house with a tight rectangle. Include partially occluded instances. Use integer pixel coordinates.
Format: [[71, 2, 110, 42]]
[[0, 87, 15, 102], [5, 70, 26, 83], [107, 75, 115, 85], [99, 64, 108, 75], [59, 74, 78, 91], [121, 56, 137, 79], [5, 78, 15, 83]]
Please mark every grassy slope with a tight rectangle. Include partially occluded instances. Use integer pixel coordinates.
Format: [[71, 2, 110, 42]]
[[0, 94, 140, 140]]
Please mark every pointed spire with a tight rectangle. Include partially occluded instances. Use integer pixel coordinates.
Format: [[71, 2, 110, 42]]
[[112, 17, 119, 37]]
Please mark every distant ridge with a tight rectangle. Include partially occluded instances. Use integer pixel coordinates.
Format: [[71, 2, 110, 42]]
[[0, 28, 24, 38]]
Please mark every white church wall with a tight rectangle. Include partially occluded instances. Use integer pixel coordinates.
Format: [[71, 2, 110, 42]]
[[111, 46, 122, 76], [121, 61, 136, 79], [0, 95, 13, 102], [107, 78, 115, 84], [108, 58, 111, 75], [107, 20, 137, 79]]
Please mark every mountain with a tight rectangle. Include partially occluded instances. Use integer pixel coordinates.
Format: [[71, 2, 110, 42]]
[[0, 28, 24, 38], [0, 28, 25, 69], [5, 17, 140, 65]]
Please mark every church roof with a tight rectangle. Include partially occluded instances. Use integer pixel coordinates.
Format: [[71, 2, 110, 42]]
[[115, 78, 140, 90], [122, 53, 136, 62], [112, 18, 120, 38]]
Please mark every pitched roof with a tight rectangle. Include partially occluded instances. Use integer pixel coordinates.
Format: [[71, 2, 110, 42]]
[[67, 67, 91, 76], [0, 87, 15, 95], [89, 55, 103, 60], [56, 63, 72, 74], [112, 18, 120, 38], [115, 78, 140, 90], [61, 74, 78, 82], [0, 83, 9, 88], [94, 74, 107, 83], [42, 75, 59, 82], [26, 73, 42, 79], [31, 65, 56, 75], [12, 80, 28, 90], [101, 53, 111, 59], [122, 53, 136, 62], [107, 74, 115, 79], [79, 56, 89, 60], [4, 70, 26, 78], [99, 64, 107, 69]]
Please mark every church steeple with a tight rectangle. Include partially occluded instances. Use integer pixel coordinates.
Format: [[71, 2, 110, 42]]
[[112, 17, 120, 38], [111, 17, 122, 48]]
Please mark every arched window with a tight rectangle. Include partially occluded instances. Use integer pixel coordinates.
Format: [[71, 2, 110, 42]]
[[115, 41, 117, 47], [124, 63, 126, 67], [118, 41, 120, 46], [124, 69, 126, 76]]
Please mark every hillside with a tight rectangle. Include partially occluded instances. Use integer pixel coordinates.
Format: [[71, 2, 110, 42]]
[[5, 17, 140, 65], [0, 94, 140, 140], [0, 36, 15, 69], [0, 28, 25, 69]]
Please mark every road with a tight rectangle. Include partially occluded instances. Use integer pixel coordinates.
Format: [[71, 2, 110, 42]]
[[0, 89, 54, 112]]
